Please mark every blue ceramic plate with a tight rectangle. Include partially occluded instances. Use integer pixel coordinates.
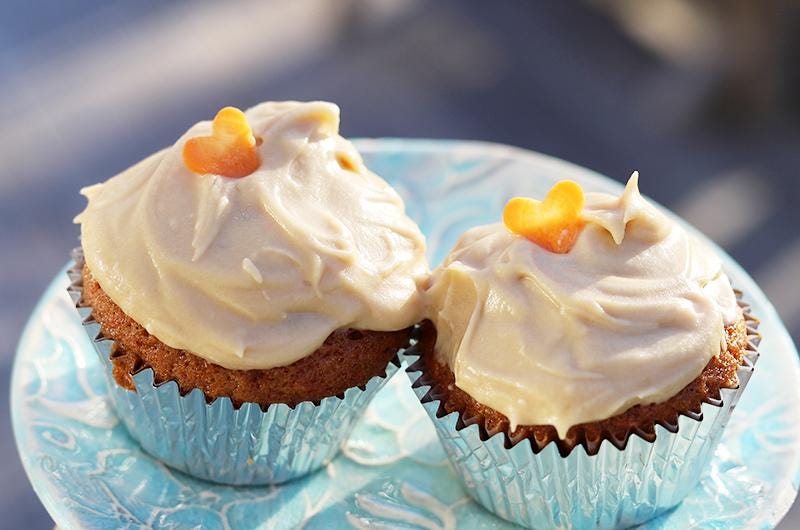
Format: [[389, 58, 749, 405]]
[[12, 139, 800, 529]]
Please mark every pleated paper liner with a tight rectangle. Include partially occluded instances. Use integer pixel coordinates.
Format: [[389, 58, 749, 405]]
[[403, 294, 760, 529], [68, 248, 402, 486]]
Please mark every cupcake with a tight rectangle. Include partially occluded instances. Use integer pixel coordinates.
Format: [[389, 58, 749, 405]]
[[406, 174, 760, 529], [69, 101, 429, 485]]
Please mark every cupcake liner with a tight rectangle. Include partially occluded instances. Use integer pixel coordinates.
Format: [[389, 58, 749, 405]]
[[403, 294, 760, 529], [67, 249, 400, 485]]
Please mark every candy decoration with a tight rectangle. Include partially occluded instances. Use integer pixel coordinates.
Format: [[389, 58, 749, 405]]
[[503, 180, 585, 253], [183, 107, 260, 178], [336, 152, 358, 172]]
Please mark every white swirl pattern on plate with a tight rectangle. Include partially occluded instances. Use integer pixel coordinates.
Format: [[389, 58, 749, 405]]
[[11, 139, 800, 529]]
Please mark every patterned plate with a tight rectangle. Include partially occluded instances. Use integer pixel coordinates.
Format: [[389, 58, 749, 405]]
[[12, 139, 800, 529]]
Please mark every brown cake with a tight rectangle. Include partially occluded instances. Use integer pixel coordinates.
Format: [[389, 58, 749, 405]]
[[82, 264, 408, 407], [75, 102, 429, 409], [415, 174, 761, 466], [70, 101, 430, 486], [412, 313, 755, 456], [408, 175, 762, 527]]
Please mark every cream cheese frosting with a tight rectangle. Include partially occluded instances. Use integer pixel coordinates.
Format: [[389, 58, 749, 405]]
[[427, 174, 741, 437], [76, 101, 429, 370]]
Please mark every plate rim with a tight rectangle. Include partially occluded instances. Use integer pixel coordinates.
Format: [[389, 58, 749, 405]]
[[10, 262, 75, 528]]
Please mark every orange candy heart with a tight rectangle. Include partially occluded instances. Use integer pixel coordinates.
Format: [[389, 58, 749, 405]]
[[183, 107, 261, 178], [503, 180, 585, 253]]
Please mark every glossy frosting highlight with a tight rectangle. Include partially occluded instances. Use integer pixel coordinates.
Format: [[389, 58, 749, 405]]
[[76, 101, 428, 370], [427, 174, 741, 437]]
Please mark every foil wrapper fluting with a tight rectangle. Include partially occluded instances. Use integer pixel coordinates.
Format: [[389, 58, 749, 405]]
[[404, 302, 760, 530], [68, 251, 399, 486]]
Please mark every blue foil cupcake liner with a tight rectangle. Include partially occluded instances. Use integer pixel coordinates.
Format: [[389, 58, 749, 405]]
[[403, 296, 760, 530], [67, 249, 401, 486]]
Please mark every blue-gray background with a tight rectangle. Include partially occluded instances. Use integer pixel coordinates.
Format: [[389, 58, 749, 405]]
[[2, 1, 799, 528]]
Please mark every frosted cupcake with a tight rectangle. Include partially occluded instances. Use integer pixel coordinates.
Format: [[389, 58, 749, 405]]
[[406, 174, 759, 529], [70, 101, 429, 484]]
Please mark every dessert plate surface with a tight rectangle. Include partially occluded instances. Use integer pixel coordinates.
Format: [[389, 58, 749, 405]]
[[12, 139, 800, 529]]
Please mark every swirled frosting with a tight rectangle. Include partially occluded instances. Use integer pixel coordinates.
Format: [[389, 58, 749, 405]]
[[427, 174, 741, 437], [76, 101, 428, 370]]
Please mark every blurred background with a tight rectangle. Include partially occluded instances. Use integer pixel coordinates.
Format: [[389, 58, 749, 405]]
[[2, 0, 799, 527]]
